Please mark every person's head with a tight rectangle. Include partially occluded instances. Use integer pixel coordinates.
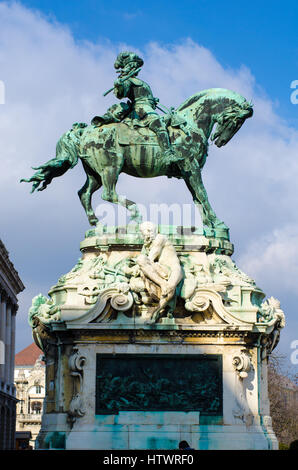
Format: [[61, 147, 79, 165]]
[[179, 440, 190, 450], [289, 439, 298, 450], [140, 221, 157, 243], [114, 51, 143, 77]]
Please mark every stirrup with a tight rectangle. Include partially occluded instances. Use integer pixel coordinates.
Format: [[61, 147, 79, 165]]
[[163, 147, 183, 163]]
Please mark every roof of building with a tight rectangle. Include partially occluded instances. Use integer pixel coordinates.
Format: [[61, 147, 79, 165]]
[[15, 343, 43, 366], [0, 238, 25, 295]]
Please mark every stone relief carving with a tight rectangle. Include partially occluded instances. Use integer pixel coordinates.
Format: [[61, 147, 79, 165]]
[[259, 297, 285, 326], [232, 350, 252, 379], [96, 355, 222, 414], [134, 221, 183, 322], [68, 348, 87, 424], [232, 350, 253, 425], [210, 257, 255, 287], [94, 283, 134, 323], [27, 223, 285, 344], [28, 294, 61, 327], [259, 297, 286, 358], [78, 284, 101, 305]]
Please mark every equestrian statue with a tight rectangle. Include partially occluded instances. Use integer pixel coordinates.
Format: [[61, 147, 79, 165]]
[[20, 51, 253, 233]]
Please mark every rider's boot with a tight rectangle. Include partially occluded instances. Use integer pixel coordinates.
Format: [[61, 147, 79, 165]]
[[91, 102, 131, 126], [91, 111, 114, 126], [149, 118, 182, 163]]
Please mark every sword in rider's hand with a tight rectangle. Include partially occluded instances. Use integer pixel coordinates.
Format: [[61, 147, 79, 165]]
[[103, 67, 142, 97]]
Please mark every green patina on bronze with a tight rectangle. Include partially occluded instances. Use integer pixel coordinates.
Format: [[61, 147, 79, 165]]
[[95, 354, 222, 415], [21, 51, 253, 236]]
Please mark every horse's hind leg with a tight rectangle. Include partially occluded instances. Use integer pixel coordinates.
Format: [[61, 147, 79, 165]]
[[118, 195, 142, 222], [101, 167, 142, 223], [78, 172, 101, 226]]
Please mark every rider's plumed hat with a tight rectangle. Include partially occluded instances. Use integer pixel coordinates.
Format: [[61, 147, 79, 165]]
[[114, 51, 144, 70]]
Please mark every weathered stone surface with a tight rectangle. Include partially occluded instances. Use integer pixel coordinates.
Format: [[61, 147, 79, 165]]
[[30, 224, 284, 450], [29, 224, 283, 334]]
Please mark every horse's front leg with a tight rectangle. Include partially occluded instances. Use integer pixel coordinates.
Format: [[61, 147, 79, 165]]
[[78, 169, 101, 226], [183, 169, 228, 230]]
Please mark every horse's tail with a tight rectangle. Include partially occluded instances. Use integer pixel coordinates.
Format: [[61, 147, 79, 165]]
[[55, 122, 87, 168], [20, 122, 87, 193]]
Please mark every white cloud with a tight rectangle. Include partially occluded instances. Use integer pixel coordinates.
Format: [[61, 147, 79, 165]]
[[143, 40, 256, 107], [238, 224, 298, 296], [1, 2, 298, 354]]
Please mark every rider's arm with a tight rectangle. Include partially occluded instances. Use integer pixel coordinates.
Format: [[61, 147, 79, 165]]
[[113, 77, 131, 99]]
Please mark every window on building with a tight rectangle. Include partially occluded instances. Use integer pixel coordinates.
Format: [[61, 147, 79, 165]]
[[31, 401, 42, 414], [35, 385, 41, 394], [19, 399, 25, 414]]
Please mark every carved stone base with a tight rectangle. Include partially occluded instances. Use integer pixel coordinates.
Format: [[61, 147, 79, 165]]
[[30, 225, 284, 450]]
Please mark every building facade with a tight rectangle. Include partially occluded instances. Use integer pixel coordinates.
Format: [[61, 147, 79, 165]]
[[14, 343, 45, 448], [282, 377, 298, 409], [0, 239, 25, 450]]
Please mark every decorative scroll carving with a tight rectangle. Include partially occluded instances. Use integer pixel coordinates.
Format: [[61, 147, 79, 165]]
[[232, 350, 253, 425], [68, 348, 87, 424], [27, 224, 286, 349], [91, 283, 134, 323], [232, 350, 252, 379]]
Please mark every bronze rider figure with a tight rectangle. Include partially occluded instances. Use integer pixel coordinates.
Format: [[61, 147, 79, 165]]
[[92, 51, 179, 162]]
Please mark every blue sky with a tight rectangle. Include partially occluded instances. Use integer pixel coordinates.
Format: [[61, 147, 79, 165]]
[[20, 0, 298, 125], [0, 1, 297, 371]]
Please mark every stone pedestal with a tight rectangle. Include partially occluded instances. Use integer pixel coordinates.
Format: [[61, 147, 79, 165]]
[[29, 225, 284, 450]]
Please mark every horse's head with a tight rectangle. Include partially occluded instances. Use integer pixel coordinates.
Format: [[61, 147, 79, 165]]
[[211, 101, 253, 147]]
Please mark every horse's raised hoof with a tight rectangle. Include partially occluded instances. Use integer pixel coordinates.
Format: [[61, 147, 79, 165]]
[[129, 213, 143, 223], [88, 215, 99, 226], [213, 220, 229, 230], [211, 220, 230, 240]]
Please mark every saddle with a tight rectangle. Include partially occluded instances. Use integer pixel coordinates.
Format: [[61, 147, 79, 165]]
[[92, 102, 189, 147], [117, 121, 187, 147], [117, 122, 160, 146]]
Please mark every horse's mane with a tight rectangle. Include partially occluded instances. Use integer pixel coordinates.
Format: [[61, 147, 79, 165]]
[[177, 88, 250, 114]]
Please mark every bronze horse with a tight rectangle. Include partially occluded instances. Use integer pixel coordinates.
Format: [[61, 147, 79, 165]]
[[21, 88, 253, 231]]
